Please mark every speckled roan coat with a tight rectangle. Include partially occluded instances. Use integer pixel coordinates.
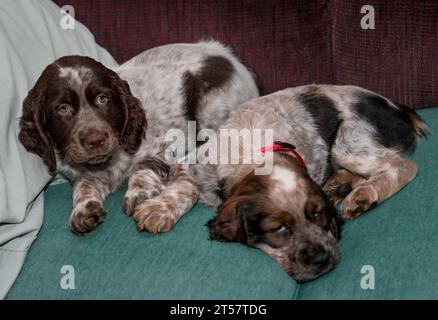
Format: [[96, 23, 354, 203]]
[[192, 84, 429, 281], [18, 41, 259, 235]]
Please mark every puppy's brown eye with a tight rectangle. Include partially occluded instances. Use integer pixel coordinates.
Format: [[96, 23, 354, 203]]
[[57, 103, 71, 113], [95, 94, 108, 106]]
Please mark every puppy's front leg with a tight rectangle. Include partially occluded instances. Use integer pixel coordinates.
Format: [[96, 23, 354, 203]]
[[70, 178, 111, 235], [134, 164, 199, 233], [122, 159, 170, 216]]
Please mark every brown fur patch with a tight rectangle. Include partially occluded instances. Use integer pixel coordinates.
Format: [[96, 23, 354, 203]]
[[182, 55, 235, 124]]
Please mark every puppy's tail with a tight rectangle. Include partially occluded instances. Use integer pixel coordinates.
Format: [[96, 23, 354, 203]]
[[395, 102, 431, 138], [409, 112, 430, 138]]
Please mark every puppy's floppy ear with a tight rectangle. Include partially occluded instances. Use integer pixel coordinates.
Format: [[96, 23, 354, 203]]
[[18, 82, 56, 173], [324, 193, 343, 240], [329, 213, 343, 240], [207, 198, 252, 243], [114, 77, 146, 154]]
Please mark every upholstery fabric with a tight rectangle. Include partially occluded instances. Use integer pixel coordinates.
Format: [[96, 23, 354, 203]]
[[7, 185, 297, 299], [53, 0, 438, 107], [331, 1, 438, 108]]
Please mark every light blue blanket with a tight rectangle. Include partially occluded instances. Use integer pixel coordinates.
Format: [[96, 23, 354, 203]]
[[0, 0, 117, 298]]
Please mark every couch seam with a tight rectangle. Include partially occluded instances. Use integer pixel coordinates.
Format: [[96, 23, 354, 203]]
[[293, 282, 301, 300]]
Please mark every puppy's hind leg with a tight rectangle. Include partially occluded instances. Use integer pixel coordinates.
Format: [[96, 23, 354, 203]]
[[323, 169, 366, 206], [133, 164, 199, 233], [338, 153, 417, 219]]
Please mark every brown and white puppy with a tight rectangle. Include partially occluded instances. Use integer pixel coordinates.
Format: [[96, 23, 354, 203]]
[[18, 41, 259, 235], [193, 85, 429, 282]]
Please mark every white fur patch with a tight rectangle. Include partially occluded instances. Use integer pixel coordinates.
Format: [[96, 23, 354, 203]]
[[58, 66, 92, 87], [59, 66, 81, 81], [271, 166, 297, 192]]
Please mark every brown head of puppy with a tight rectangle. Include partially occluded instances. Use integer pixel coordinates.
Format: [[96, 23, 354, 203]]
[[208, 154, 342, 282], [18, 56, 146, 173]]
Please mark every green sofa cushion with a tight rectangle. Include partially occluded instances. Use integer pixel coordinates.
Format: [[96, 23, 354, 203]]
[[6, 187, 296, 300], [7, 108, 437, 300]]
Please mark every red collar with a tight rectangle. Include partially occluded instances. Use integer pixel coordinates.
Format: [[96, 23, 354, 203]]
[[261, 141, 306, 168]]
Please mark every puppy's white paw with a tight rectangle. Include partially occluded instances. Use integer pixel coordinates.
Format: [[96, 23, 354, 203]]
[[133, 198, 179, 234]]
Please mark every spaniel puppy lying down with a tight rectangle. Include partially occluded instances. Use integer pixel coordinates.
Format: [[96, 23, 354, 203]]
[[192, 85, 429, 282], [18, 41, 259, 234]]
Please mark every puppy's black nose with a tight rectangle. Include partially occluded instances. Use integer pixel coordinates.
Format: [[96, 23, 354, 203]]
[[81, 129, 107, 149], [299, 244, 330, 268]]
